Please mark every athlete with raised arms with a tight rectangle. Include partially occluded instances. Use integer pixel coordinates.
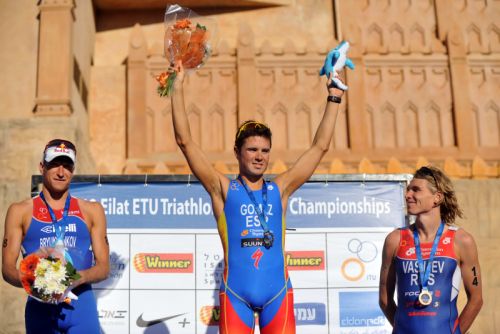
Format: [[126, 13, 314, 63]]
[[379, 166, 483, 333], [171, 61, 345, 333], [2, 139, 110, 334]]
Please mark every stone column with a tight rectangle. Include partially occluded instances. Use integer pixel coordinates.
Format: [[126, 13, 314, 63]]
[[434, 0, 453, 41], [337, 1, 370, 152], [127, 24, 148, 159], [446, 24, 476, 154], [345, 37, 369, 152], [236, 23, 257, 123], [435, 0, 476, 154], [34, 0, 75, 116]]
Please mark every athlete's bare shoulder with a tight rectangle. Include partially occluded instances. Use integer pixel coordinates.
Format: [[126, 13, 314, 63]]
[[4, 198, 33, 231], [385, 228, 401, 245], [10, 197, 32, 207], [7, 198, 33, 217], [454, 226, 473, 241], [382, 228, 401, 258], [76, 198, 105, 225], [76, 198, 104, 213], [453, 227, 477, 260]]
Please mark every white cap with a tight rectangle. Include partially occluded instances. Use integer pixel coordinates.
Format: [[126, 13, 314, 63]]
[[43, 141, 76, 164]]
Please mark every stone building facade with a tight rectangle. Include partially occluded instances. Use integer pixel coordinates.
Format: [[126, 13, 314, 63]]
[[0, 0, 499, 332]]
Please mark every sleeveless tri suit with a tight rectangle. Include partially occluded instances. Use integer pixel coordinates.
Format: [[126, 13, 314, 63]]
[[21, 195, 100, 334], [217, 179, 295, 333], [394, 226, 462, 334]]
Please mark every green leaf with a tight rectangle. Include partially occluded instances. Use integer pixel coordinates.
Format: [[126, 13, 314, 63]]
[[65, 262, 81, 281]]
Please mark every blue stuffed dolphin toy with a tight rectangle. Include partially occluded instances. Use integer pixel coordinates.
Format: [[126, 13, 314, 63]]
[[319, 41, 355, 91]]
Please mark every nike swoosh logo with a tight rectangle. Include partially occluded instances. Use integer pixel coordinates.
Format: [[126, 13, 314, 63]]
[[136, 313, 186, 327]]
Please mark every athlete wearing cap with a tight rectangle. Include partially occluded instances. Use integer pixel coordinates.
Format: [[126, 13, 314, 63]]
[[379, 166, 483, 334], [43, 140, 77, 164], [2, 139, 109, 334], [171, 62, 345, 333]]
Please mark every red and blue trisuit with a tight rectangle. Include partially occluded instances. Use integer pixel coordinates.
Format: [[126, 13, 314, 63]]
[[217, 179, 296, 334], [21, 195, 100, 334], [394, 226, 462, 334]]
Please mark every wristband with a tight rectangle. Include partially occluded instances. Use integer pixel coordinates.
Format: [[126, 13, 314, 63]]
[[327, 95, 342, 104]]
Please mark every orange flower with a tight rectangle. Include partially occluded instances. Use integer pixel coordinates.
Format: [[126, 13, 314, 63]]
[[21, 277, 33, 294], [155, 72, 170, 88], [182, 28, 207, 68], [174, 18, 191, 30], [158, 9, 211, 97], [20, 254, 39, 294], [155, 71, 177, 97], [20, 254, 39, 277]]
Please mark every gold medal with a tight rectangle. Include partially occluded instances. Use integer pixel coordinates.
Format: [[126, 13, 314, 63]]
[[418, 289, 433, 306]]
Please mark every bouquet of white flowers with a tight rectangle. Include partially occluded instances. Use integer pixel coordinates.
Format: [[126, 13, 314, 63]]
[[20, 245, 80, 304]]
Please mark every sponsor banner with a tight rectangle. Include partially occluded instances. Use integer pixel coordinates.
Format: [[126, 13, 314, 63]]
[[196, 302, 328, 331], [288, 181, 404, 228], [71, 183, 214, 229], [94, 234, 129, 289], [196, 289, 329, 334], [199, 305, 220, 326], [329, 289, 393, 334], [286, 234, 328, 288], [328, 233, 384, 287], [195, 234, 224, 289], [196, 290, 220, 334], [95, 289, 129, 333], [130, 234, 195, 289], [130, 290, 195, 334], [63, 179, 406, 333], [295, 303, 327, 326], [338, 291, 391, 332], [70, 181, 405, 229], [292, 288, 330, 334], [286, 250, 325, 271], [133, 253, 193, 273]]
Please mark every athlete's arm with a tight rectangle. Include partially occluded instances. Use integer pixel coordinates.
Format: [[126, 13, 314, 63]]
[[171, 62, 228, 215], [379, 229, 399, 327], [1, 201, 28, 288], [274, 75, 344, 202], [456, 229, 483, 333], [75, 201, 109, 285]]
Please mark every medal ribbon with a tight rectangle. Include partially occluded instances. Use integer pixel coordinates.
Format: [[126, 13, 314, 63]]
[[39, 192, 73, 263], [237, 175, 270, 233], [413, 222, 444, 291]]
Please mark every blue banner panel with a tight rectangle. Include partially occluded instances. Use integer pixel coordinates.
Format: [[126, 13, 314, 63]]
[[70, 183, 213, 229], [287, 182, 405, 228], [294, 302, 326, 325], [70, 181, 405, 229], [339, 291, 388, 328]]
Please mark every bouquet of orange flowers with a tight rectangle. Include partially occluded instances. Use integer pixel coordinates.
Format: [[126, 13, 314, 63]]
[[156, 4, 214, 97], [20, 246, 80, 304]]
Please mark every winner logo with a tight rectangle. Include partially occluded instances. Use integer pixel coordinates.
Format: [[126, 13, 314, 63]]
[[286, 251, 325, 271], [199, 306, 220, 326], [133, 253, 193, 273]]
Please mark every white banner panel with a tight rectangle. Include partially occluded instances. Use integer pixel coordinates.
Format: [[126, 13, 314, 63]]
[[68, 176, 407, 333]]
